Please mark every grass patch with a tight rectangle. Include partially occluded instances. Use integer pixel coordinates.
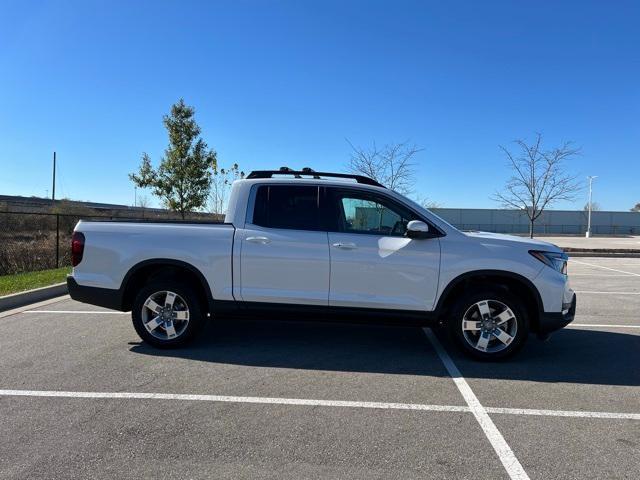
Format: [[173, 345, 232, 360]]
[[0, 267, 70, 296]]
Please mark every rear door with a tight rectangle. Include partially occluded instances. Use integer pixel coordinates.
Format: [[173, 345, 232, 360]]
[[238, 184, 330, 305], [326, 187, 441, 311]]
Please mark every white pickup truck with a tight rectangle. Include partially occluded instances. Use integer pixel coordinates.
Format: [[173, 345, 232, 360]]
[[68, 168, 576, 359]]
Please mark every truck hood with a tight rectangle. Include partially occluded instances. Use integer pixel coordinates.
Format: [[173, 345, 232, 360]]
[[463, 231, 563, 252]]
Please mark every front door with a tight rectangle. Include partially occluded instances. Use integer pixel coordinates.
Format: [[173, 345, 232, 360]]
[[326, 188, 441, 311], [239, 184, 330, 305]]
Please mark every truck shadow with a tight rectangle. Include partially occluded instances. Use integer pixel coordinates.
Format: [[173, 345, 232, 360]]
[[129, 319, 640, 387]]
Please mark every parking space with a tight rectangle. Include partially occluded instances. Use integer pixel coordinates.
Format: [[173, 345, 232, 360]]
[[1, 256, 639, 479]]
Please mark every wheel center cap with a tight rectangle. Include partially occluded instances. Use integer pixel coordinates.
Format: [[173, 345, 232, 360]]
[[483, 319, 495, 330]]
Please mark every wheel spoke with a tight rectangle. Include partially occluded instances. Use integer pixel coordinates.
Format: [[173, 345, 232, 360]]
[[164, 320, 177, 339], [476, 332, 490, 351], [144, 299, 163, 314], [164, 292, 177, 309], [463, 320, 481, 331], [492, 328, 514, 345], [476, 301, 491, 319], [494, 309, 514, 325], [174, 310, 189, 321], [145, 316, 162, 331]]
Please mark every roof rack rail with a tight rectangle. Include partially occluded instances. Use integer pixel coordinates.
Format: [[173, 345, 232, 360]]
[[246, 167, 385, 188]]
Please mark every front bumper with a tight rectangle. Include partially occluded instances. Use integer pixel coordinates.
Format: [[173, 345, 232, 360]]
[[538, 293, 576, 333]]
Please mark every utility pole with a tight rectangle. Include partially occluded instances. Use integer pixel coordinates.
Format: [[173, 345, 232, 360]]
[[52, 151, 56, 205], [52, 151, 59, 268], [586, 175, 597, 238]]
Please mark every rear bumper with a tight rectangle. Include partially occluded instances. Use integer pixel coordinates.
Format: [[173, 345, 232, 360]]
[[538, 293, 576, 333], [67, 276, 125, 311]]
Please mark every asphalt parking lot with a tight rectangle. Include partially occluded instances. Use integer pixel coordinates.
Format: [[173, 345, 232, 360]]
[[1, 256, 639, 479]]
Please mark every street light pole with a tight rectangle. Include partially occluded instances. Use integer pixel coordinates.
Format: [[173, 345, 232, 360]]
[[586, 176, 597, 238]]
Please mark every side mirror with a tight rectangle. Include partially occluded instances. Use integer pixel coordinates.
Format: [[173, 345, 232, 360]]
[[406, 220, 431, 239]]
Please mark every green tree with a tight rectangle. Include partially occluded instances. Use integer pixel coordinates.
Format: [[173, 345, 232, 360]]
[[130, 99, 217, 219]]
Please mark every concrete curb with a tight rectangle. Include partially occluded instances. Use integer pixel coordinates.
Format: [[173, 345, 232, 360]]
[[567, 252, 640, 258], [0, 283, 68, 312]]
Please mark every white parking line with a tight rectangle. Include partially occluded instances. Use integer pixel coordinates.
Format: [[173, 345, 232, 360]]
[[0, 295, 70, 319], [574, 291, 640, 295], [0, 389, 469, 413], [23, 310, 128, 315], [570, 323, 640, 329], [422, 329, 530, 480], [569, 260, 640, 277], [1, 389, 638, 421], [486, 407, 640, 421]]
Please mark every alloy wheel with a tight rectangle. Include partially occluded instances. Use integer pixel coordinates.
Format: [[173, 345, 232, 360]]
[[141, 290, 190, 341], [461, 299, 518, 353]]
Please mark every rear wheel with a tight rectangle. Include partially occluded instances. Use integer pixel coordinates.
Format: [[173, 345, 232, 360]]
[[131, 281, 203, 348], [448, 290, 528, 360]]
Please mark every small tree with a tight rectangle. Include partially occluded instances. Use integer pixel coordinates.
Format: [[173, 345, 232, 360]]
[[346, 139, 421, 195], [631, 203, 640, 212], [209, 163, 245, 215], [493, 134, 581, 238], [130, 99, 217, 219]]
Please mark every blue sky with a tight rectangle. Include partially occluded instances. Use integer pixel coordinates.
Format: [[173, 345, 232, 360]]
[[1, 0, 638, 210]]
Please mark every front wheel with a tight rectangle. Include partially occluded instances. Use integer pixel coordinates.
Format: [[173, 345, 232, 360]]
[[131, 281, 203, 348], [448, 290, 528, 360]]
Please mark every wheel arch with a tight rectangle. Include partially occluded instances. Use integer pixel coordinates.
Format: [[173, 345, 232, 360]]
[[120, 259, 214, 313], [435, 270, 544, 332]]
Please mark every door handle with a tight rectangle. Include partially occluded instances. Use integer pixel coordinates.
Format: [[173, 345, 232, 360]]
[[332, 242, 357, 249], [246, 236, 271, 244]]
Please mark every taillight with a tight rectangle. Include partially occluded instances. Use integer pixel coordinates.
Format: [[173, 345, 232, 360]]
[[71, 231, 85, 267]]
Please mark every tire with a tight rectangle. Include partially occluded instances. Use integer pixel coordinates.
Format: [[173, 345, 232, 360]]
[[447, 289, 529, 360], [131, 280, 204, 348]]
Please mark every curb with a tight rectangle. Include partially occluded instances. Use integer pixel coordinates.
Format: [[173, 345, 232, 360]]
[[0, 283, 68, 312], [566, 252, 640, 258]]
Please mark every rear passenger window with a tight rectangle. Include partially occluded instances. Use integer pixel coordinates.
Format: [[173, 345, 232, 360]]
[[252, 185, 321, 231]]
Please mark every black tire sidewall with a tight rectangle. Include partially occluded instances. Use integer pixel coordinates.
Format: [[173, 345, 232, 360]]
[[448, 289, 529, 360], [131, 281, 203, 348]]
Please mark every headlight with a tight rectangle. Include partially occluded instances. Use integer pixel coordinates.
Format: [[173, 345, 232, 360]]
[[529, 250, 568, 275]]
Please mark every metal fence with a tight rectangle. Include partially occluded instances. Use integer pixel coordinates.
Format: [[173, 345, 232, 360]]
[[0, 211, 222, 276]]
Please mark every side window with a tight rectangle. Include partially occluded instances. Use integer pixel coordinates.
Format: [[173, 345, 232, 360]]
[[335, 192, 417, 236], [252, 185, 320, 231]]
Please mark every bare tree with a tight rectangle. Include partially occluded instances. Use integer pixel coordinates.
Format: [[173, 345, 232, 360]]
[[209, 163, 245, 215], [631, 203, 640, 212], [136, 194, 150, 218], [413, 195, 442, 209], [346, 140, 422, 195], [493, 133, 582, 238], [583, 201, 600, 211]]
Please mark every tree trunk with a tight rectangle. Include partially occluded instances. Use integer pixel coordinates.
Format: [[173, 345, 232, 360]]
[[529, 218, 534, 238]]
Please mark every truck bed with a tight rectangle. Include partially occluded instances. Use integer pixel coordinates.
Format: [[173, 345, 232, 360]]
[[71, 220, 236, 301]]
